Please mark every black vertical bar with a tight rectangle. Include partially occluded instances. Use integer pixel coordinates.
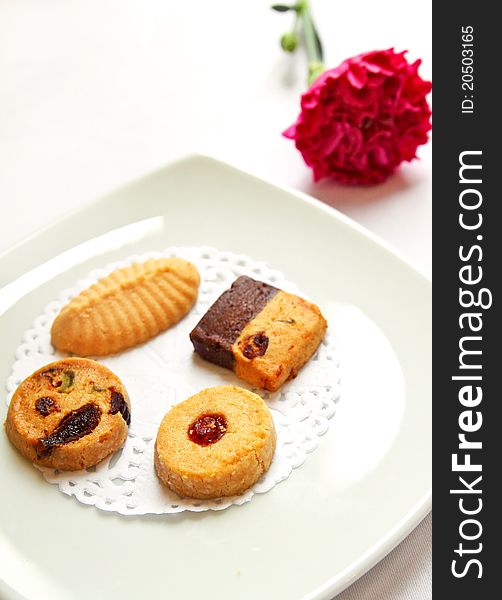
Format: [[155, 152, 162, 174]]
[[434, 2, 499, 596]]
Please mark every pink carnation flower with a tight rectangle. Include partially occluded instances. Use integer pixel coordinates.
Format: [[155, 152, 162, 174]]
[[284, 49, 432, 184]]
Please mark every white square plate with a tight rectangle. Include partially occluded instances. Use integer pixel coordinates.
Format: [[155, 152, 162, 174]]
[[0, 155, 431, 600]]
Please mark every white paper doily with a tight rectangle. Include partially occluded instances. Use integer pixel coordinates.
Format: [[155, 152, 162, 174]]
[[5, 247, 340, 515]]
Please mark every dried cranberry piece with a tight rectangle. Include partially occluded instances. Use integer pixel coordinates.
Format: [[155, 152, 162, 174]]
[[40, 369, 75, 392], [41, 369, 62, 388], [35, 397, 59, 417], [242, 331, 269, 359], [188, 414, 227, 446], [36, 403, 102, 457], [109, 388, 130, 426]]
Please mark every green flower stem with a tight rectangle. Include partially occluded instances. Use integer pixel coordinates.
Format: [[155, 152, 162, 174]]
[[297, 0, 325, 84], [273, 1, 325, 85]]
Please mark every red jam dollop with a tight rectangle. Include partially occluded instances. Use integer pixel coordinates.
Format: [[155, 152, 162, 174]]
[[188, 414, 227, 446]]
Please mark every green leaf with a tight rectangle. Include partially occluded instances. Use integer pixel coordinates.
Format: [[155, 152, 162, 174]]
[[271, 4, 294, 12]]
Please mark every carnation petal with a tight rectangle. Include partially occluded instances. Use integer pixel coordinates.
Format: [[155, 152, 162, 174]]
[[282, 124, 297, 139], [347, 64, 368, 89]]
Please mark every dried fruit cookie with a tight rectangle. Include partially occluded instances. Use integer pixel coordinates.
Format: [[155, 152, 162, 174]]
[[4, 357, 130, 470], [154, 385, 276, 499], [51, 257, 200, 356]]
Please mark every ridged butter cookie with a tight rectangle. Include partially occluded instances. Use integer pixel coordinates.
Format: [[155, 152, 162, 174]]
[[51, 257, 200, 356], [5, 357, 130, 470], [154, 386, 276, 499], [190, 276, 327, 391]]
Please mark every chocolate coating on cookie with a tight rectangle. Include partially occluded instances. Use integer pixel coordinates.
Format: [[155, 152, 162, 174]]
[[189, 276, 277, 368]]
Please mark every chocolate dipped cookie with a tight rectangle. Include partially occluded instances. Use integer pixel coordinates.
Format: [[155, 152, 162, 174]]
[[5, 357, 130, 470], [154, 386, 276, 498], [189, 276, 327, 391]]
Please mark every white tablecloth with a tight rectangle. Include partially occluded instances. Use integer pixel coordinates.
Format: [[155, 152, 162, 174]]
[[0, 1, 431, 598]]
